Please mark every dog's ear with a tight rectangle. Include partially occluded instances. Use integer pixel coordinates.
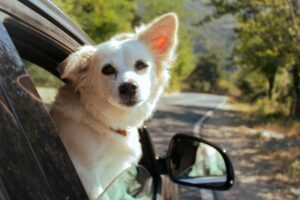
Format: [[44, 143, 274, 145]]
[[137, 13, 178, 64], [58, 45, 97, 81]]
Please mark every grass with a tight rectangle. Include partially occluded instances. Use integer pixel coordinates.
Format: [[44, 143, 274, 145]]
[[228, 97, 300, 138]]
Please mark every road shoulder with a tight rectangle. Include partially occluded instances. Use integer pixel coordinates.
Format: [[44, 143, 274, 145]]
[[201, 106, 300, 200]]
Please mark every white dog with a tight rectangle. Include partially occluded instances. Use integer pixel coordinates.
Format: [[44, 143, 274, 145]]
[[50, 13, 178, 199]]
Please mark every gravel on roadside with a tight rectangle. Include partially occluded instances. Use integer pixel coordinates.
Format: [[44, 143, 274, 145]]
[[201, 108, 300, 200]]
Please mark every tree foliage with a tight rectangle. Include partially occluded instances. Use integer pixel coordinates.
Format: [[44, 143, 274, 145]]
[[204, 0, 300, 117], [187, 53, 222, 92], [53, 0, 137, 43]]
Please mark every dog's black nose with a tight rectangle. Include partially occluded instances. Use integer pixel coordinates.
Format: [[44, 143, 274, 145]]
[[119, 82, 137, 97]]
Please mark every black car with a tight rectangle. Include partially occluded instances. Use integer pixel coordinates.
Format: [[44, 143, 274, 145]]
[[0, 1, 234, 199]]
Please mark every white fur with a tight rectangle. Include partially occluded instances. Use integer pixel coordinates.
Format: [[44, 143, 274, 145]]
[[50, 13, 178, 199]]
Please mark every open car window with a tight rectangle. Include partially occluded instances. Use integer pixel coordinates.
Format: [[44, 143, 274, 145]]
[[24, 61, 62, 108], [2, 5, 70, 107], [4, 17, 70, 78]]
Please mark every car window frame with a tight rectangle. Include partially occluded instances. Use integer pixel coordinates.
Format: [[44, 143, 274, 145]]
[[0, 2, 89, 199]]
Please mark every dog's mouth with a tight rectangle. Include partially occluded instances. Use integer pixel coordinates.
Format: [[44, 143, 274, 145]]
[[120, 99, 140, 107]]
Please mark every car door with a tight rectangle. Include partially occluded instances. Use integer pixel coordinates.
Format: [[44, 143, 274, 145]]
[[0, 1, 88, 199]]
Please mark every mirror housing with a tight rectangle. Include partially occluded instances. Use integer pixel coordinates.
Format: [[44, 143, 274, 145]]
[[166, 133, 234, 190]]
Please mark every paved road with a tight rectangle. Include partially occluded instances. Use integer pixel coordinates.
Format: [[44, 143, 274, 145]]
[[145, 92, 226, 200]]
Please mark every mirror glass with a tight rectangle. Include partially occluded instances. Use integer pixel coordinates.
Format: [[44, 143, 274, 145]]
[[169, 137, 227, 185], [98, 165, 154, 200]]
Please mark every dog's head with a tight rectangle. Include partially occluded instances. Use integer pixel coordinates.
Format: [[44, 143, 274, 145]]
[[58, 13, 178, 127]]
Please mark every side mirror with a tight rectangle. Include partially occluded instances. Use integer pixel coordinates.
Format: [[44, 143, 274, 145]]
[[166, 133, 234, 190]]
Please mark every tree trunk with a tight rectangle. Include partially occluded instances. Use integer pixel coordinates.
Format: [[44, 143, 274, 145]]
[[287, 1, 300, 118], [267, 76, 274, 100], [290, 65, 300, 118]]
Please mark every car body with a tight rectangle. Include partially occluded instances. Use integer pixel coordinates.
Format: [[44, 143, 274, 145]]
[[0, 1, 234, 199]]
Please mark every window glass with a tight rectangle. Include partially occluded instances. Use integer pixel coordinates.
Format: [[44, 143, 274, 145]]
[[24, 60, 63, 109]]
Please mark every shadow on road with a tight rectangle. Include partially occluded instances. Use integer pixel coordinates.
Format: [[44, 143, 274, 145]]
[[201, 109, 300, 200]]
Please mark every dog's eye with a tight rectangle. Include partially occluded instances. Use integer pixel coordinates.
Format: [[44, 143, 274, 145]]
[[135, 60, 148, 70], [102, 64, 116, 75]]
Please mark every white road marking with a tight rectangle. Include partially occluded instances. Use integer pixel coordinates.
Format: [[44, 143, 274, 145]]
[[192, 97, 226, 200], [193, 98, 226, 136]]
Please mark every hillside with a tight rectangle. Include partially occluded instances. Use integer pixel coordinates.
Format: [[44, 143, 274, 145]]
[[184, 0, 236, 67]]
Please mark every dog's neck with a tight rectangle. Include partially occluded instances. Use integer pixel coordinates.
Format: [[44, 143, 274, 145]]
[[82, 99, 141, 129], [81, 100, 138, 137]]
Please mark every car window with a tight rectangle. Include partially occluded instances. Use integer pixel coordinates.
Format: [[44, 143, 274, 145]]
[[4, 17, 68, 77], [3, 12, 70, 109], [24, 61, 63, 109]]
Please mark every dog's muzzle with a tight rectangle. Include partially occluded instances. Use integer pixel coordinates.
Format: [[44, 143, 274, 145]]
[[119, 82, 138, 106]]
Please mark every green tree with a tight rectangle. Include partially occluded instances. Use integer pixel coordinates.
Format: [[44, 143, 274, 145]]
[[204, 0, 300, 117], [54, 0, 137, 43], [234, 14, 283, 100], [188, 53, 221, 92]]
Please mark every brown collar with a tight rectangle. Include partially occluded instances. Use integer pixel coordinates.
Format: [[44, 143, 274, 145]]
[[110, 128, 127, 137]]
